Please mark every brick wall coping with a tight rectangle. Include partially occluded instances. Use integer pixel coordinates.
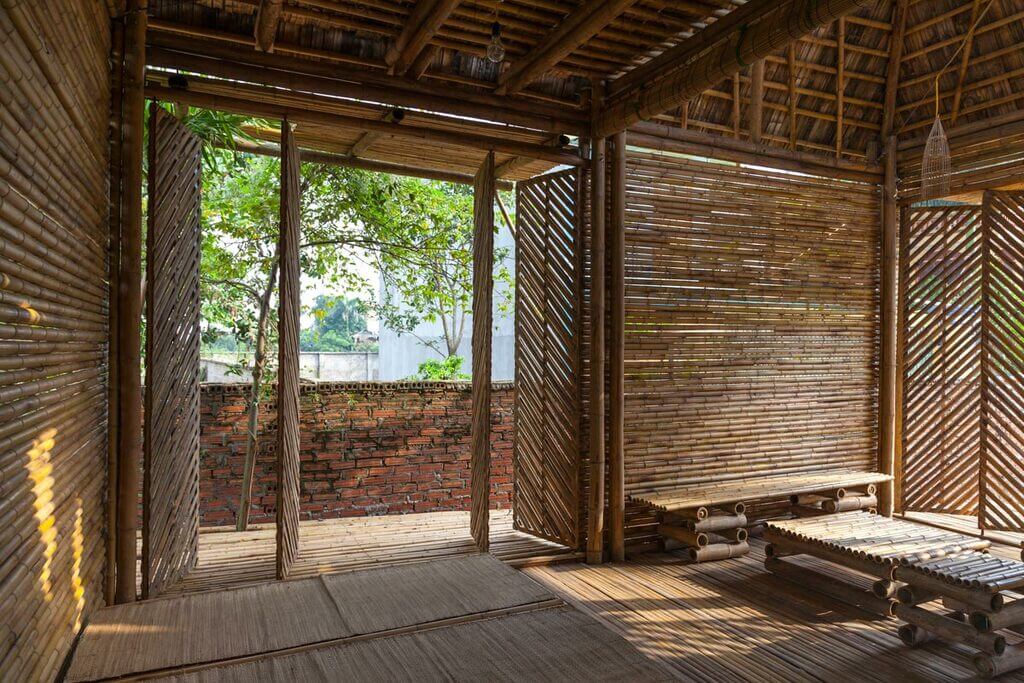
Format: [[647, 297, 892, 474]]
[[200, 380, 516, 395]]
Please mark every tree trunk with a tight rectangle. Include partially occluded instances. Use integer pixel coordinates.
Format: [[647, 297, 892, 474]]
[[236, 257, 279, 531]]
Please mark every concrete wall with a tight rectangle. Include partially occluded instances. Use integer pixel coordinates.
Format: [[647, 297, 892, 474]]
[[201, 352, 380, 382]]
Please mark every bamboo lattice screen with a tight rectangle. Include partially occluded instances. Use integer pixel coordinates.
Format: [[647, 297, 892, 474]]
[[899, 205, 982, 516], [621, 149, 881, 499], [900, 194, 1024, 532], [979, 191, 1024, 532], [143, 106, 202, 597], [276, 120, 302, 578], [513, 169, 581, 549], [898, 131, 1024, 206]]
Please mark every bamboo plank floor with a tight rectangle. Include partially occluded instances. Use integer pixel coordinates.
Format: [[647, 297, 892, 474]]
[[69, 555, 570, 681], [147, 509, 577, 596], [525, 539, 1024, 682]]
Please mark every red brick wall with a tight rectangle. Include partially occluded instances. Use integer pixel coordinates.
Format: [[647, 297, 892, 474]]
[[199, 381, 514, 526]]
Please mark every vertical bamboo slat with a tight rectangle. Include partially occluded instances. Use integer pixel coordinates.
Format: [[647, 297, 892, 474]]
[[471, 152, 495, 553], [608, 131, 626, 562], [586, 135, 606, 564], [276, 119, 301, 579], [878, 136, 898, 516]]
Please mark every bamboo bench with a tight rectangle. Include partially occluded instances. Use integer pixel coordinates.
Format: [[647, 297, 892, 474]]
[[764, 512, 1024, 677], [631, 471, 891, 562]]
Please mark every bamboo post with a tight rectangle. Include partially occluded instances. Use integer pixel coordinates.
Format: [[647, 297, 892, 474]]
[[115, 0, 146, 605], [749, 60, 764, 145], [879, 135, 898, 516], [471, 152, 495, 553], [587, 107, 607, 564], [608, 130, 626, 562]]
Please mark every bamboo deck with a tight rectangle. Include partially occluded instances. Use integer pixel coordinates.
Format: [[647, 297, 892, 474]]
[[148, 509, 577, 596], [904, 512, 1024, 553], [69, 555, 669, 682], [526, 539, 1024, 682]]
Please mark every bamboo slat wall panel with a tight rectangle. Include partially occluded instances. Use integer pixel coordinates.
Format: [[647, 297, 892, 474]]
[[471, 153, 495, 553], [900, 206, 982, 515], [513, 169, 581, 549], [143, 106, 202, 598], [979, 191, 1024, 532], [276, 121, 301, 579], [621, 149, 881, 498], [0, 0, 110, 680]]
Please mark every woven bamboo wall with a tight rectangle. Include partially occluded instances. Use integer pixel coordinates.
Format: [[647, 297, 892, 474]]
[[513, 169, 581, 549], [621, 149, 881, 498], [0, 0, 111, 680], [899, 206, 982, 516], [897, 130, 1024, 205]]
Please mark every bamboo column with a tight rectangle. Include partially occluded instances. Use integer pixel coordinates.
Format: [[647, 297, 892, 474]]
[[276, 118, 302, 579], [471, 152, 495, 552], [749, 60, 765, 145], [608, 131, 626, 562], [879, 135, 898, 516], [115, 0, 146, 605], [587, 126, 607, 565]]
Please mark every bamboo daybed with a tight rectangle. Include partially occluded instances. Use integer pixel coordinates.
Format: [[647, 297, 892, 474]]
[[764, 511, 1024, 678]]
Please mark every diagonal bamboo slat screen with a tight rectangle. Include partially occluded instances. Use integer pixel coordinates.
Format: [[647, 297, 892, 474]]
[[899, 205, 983, 516], [276, 120, 302, 579], [513, 169, 582, 549], [143, 106, 202, 598], [621, 149, 881, 499], [979, 191, 1024, 532]]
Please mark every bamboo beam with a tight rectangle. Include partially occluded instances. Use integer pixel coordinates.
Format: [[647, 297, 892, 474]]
[[227, 137, 514, 190], [608, 130, 625, 563], [494, 134, 570, 178], [144, 84, 582, 166], [115, 0, 146, 605], [950, 0, 982, 126], [386, 0, 462, 77], [787, 44, 797, 149], [595, 0, 872, 139], [497, 0, 639, 95], [879, 135, 897, 517], [587, 109, 607, 564], [145, 37, 588, 136], [732, 72, 741, 138], [749, 60, 765, 144], [253, 0, 284, 52], [348, 108, 405, 158], [835, 18, 845, 158]]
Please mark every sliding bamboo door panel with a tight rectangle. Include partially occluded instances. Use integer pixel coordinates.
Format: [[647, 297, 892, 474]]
[[514, 169, 581, 548], [144, 106, 202, 598], [471, 152, 495, 552], [899, 206, 982, 515], [980, 191, 1024, 532], [276, 121, 302, 579], [621, 149, 881, 498]]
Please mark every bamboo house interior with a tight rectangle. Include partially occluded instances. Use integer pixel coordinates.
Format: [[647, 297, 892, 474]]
[[7, 0, 1024, 680]]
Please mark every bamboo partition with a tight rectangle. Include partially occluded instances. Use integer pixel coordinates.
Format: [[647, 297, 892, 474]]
[[0, 0, 112, 678], [143, 105, 202, 598], [608, 131, 626, 562], [620, 148, 881, 501], [513, 169, 581, 549], [471, 152, 495, 553], [899, 205, 983, 516], [586, 135, 606, 564], [276, 119, 301, 579], [978, 191, 1024, 532]]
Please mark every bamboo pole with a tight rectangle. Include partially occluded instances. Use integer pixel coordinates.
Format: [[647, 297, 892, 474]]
[[749, 60, 765, 144], [608, 130, 625, 562], [114, 0, 146, 605], [878, 135, 898, 516], [253, 0, 284, 52], [586, 98, 607, 564]]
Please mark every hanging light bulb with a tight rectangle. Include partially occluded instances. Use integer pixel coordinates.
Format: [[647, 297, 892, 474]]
[[487, 21, 505, 64]]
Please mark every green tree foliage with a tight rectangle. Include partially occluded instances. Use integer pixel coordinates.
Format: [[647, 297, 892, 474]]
[[412, 356, 469, 380], [299, 296, 369, 351]]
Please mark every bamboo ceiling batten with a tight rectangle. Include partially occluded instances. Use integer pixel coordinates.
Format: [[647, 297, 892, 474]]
[[620, 148, 882, 500]]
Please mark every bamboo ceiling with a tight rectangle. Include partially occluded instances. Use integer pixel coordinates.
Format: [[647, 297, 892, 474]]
[[141, 0, 1024, 172]]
